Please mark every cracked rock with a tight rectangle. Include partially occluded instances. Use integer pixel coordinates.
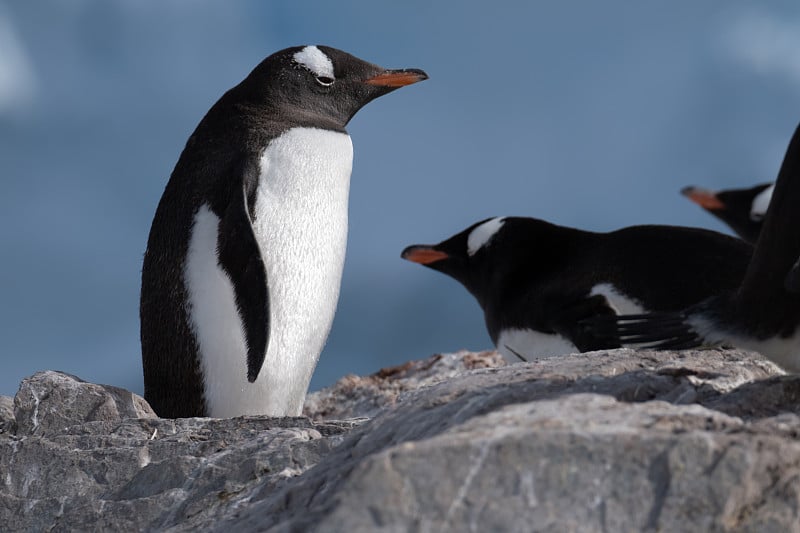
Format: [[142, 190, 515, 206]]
[[14, 371, 157, 436], [3, 349, 800, 531]]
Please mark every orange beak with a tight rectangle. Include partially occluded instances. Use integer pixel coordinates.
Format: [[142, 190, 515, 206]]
[[681, 186, 726, 210], [401, 245, 449, 265], [365, 68, 428, 88]]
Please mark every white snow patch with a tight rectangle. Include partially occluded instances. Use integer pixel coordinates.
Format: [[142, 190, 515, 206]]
[[138, 447, 151, 468]]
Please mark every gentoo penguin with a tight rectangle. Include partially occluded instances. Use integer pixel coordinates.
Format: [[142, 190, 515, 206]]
[[584, 121, 800, 371], [681, 182, 773, 243], [140, 46, 427, 418], [401, 217, 752, 363]]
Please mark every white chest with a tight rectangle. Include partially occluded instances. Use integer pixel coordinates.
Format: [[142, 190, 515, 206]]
[[497, 328, 579, 363], [185, 127, 353, 418], [249, 127, 353, 412]]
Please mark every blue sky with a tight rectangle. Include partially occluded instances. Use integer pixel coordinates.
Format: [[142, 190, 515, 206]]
[[2, 2, 800, 397]]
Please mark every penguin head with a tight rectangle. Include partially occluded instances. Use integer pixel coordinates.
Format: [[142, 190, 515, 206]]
[[402, 217, 508, 304], [235, 45, 428, 129], [681, 183, 773, 244]]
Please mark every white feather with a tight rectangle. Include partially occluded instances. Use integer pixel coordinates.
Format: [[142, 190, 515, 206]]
[[184, 205, 250, 417], [185, 127, 352, 417], [589, 283, 646, 315], [293, 46, 335, 79], [467, 217, 506, 256], [497, 328, 578, 363], [750, 184, 774, 220], [688, 315, 796, 372]]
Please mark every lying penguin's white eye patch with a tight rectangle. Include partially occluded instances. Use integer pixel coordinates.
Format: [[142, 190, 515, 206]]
[[293, 46, 335, 80], [750, 184, 773, 221], [467, 217, 506, 256]]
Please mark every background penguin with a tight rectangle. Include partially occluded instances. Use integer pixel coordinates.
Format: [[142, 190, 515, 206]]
[[401, 217, 752, 362], [140, 45, 427, 418], [585, 121, 800, 371], [681, 182, 773, 243]]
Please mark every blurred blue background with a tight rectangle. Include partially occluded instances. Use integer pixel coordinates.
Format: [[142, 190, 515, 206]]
[[2, 2, 800, 397]]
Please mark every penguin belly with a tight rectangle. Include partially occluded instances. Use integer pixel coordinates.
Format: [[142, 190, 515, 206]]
[[687, 314, 800, 373], [186, 127, 353, 417], [497, 329, 579, 362], [495, 283, 647, 363]]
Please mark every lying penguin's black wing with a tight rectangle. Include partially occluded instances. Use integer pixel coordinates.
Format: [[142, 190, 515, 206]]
[[548, 293, 622, 352], [580, 312, 704, 350], [216, 158, 270, 382]]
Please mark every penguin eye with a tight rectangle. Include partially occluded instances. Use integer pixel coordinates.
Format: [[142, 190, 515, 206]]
[[315, 76, 335, 87]]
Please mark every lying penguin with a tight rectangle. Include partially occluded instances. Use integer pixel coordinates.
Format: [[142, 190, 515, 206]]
[[402, 216, 751, 363]]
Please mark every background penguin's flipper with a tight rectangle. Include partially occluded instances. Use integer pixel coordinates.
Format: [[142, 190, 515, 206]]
[[217, 160, 270, 383], [550, 294, 622, 352]]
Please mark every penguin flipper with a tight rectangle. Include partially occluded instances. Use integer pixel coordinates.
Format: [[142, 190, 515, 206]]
[[549, 294, 622, 352], [217, 163, 270, 383]]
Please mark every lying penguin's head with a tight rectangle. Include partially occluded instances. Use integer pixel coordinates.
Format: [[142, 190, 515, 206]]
[[401, 217, 508, 301]]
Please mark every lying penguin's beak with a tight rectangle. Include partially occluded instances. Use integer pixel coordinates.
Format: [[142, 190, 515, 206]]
[[401, 245, 449, 265], [365, 68, 429, 88], [681, 186, 726, 210]]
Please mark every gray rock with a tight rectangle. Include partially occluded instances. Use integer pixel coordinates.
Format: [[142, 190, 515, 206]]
[[308, 396, 800, 533], [13, 370, 156, 436], [2, 349, 800, 532], [0, 395, 13, 434], [303, 349, 506, 420]]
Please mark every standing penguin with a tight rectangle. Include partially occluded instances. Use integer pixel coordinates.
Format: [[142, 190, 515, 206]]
[[681, 182, 773, 243], [141, 46, 427, 418], [401, 217, 751, 362]]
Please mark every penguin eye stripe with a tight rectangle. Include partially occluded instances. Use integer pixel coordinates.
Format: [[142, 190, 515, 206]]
[[316, 76, 335, 87]]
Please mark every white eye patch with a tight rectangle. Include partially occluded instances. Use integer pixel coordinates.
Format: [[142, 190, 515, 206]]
[[293, 46, 335, 80], [750, 184, 773, 221], [467, 217, 506, 256]]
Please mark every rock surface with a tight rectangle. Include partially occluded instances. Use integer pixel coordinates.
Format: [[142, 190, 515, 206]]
[[0, 395, 13, 435], [3, 348, 800, 531]]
